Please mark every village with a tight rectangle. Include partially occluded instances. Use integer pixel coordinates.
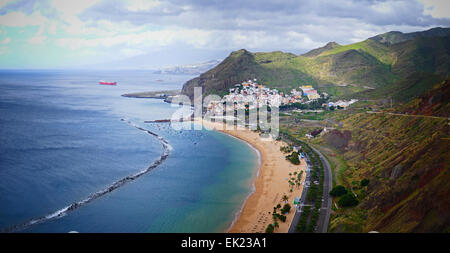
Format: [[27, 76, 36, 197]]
[[205, 78, 358, 114]]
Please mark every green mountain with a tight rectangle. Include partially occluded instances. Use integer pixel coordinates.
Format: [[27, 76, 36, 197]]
[[347, 72, 445, 103], [369, 27, 450, 45], [180, 27, 450, 233], [181, 27, 450, 102], [302, 41, 340, 57]]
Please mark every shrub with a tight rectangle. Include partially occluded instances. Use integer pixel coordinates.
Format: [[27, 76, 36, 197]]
[[265, 224, 274, 233], [280, 145, 293, 154], [278, 214, 287, 222], [286, 152, 300, 165], [338, 193, 359, 207], [329, 185, 347, 197], [281, 204, 291, 214], [360, 178, 370, 187]]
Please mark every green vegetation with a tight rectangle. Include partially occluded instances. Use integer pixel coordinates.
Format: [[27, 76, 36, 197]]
[[349, 73, 446, 103], [292, 110, 333, 121], [184, 28, 450, 233], [317, 39, 395, 65], [279, 98, 328, 111], [275, 214, 287, 222], [338, 193, 359, 207], [280, 145, 293, 154], [295, 206, 310, 232], [265, 224, 274, 233], [280, 134, 325, 233], [330, 185, 348, 197], [268, 195, 292, 233], [398, 78, 450, 117], [281, 204, 291, 214], [182, 28, 449, 103], [323, 92, 450, 232], [285, 151, 300, 165], [360, 179, 370, 187]]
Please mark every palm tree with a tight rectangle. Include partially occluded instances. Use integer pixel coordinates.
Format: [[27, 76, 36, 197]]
[[282, 195, 289, 203], [274, 221, 279, 229]]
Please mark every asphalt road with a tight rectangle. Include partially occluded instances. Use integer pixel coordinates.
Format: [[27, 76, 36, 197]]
[[288, 159, 311, 233], [280, 134, 332, 233], [310, 145, 332, 233]]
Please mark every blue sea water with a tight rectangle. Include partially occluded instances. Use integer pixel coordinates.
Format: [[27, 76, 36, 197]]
[[0, 70, 258, 233]]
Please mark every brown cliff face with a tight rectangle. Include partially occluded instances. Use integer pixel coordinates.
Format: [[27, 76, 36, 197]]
[[325, 81, 449, 232], [400, 78, 450, 117]]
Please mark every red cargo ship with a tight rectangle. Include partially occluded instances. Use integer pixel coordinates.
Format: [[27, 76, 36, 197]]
[[99, 80, 117, 85]]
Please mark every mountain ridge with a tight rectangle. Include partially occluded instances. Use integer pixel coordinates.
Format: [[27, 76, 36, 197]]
[[369, 27, 450, 45], [181, 27, 450, 102]]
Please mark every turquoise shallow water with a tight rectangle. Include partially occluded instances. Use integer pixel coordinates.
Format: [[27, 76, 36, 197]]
[[0, 70, 258, 232]]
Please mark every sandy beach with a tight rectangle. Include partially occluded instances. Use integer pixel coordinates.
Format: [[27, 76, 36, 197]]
[[199, 119, 307, 233]]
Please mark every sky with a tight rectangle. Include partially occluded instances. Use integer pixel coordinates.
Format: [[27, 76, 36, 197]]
[[0, 0, 449, 69]]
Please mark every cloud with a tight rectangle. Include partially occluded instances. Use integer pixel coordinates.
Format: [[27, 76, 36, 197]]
[[28, 35, 47, 44], [0, 0, 449, 68], [1, 37, 10, 44], [126, 0, 162, 12], [82, 0, 450, 28], [0, 0, 16, 9], [0, 46, 9, 55], [0, 11, 48, 27], [77, 0, 450, 51], [420, 0, 450, 18], [54, 28, 212, 50], [119, 48, 146, 57], [50, 0, 101, 16]]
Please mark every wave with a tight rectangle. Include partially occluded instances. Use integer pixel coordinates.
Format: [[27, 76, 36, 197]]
[[1, 119, 171, 233]]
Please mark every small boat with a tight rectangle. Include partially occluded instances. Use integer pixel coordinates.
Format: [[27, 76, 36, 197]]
[[99, 80, 117, 85]]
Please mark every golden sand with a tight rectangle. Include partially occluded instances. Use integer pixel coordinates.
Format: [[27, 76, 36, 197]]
[[199, 119, 307, 233]]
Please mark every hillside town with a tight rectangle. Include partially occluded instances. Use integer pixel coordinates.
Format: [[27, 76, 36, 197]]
[[205, 78, 358, 114]]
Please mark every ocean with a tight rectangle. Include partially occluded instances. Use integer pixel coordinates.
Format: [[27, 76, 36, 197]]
[[0, 70, 258, 233]]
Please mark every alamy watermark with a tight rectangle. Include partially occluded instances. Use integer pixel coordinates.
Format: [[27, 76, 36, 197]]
[[169, 87, 279, 139]]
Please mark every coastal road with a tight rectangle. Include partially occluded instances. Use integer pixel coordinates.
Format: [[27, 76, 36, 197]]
[[280, 133, 332, 233], [366, 111, 450, 120], [288, 161, 310, 233], [310, 145, 332, 233]]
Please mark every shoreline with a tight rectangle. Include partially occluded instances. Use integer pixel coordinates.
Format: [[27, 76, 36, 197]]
[[199, 120, 307, 233], [220, 131, 262, 233]]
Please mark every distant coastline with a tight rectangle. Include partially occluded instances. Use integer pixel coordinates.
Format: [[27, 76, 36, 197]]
[[122, 90, 181, 104], [122, 89, 180, 99]]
